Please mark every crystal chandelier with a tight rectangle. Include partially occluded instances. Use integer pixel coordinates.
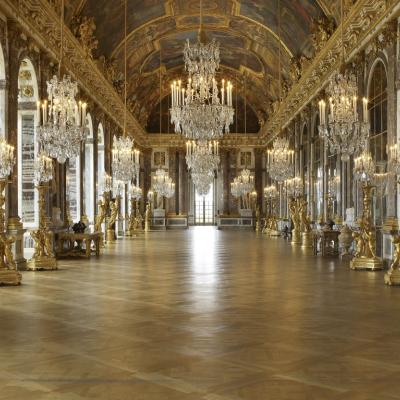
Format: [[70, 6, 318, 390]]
[[231, 168, 254, 199], [267, 137, 294, 183], [264, 184, 278, 199], [318, 74, 369, 162], [37, 0, 87, 164], [112, 0, 140, 184], [284, 176, 303, 197], [186, 140, 218, 196], [170, 1, 234, 139], [102, 173, 113, 193], [0, 137, 15, 179], [318, 0, 369, 162], [354, 151, 375, 183], [34, 152, 53, 185], [192, 170, 214, 196], [186, 140, 219, 174], [153, 169, 175, 199], [388, 143, 400, 182], [112, 136, 140, 183], [129, 185, 142, 200]]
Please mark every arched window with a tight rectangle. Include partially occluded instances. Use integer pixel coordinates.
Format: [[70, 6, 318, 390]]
[[84, 113, 94, 225], [97, 122, 105, 200], [368, 60, 388, 223], [0, 44, 6, 136], [17, 58, 39, 227], [368, 61, 387, 166]]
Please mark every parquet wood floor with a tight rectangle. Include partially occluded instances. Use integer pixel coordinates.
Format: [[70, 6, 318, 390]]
[[1, 227, 400, 399]]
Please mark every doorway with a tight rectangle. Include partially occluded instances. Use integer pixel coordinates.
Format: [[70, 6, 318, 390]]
[[195, 183, 214, 225]]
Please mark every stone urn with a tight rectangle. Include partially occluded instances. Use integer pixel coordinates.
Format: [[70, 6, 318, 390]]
[[339, 224, 353, 259]]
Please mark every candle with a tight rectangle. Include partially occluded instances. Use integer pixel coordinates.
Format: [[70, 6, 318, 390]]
[[37, 101, 41, 125]]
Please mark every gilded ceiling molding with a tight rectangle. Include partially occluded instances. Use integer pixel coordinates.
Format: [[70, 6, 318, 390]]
[[0, 0, 147, 144], [143, 134, 265, 149], [262, 0, 400, 143]]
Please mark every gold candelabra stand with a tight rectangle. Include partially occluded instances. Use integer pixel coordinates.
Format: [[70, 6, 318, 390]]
[[299, 197, 313, 249], [263, 198, 280, 236], [289, 196, 302, 245], [384, 233, 400, 285], [127, 197, 138, 237], [255, 206, 261, 233], [0, 179, 22, 285], [27, 184, 57, 271], [106, 195, 119, 243], [350, 184, 383, 271], [94, 196, 106, 247], [144, 203, 151, 232]]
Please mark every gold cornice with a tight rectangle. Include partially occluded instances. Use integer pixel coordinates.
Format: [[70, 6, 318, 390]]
[[262, 0, 400, 143], [0, 0, 147, 144], [143, 134, 265, 149]]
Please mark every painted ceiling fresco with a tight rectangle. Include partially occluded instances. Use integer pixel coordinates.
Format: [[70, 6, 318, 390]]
[[65, 0, 339, 132]]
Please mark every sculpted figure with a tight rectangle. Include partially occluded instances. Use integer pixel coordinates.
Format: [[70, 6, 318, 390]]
[[352, 230, 364, 258], [94, 199, 106, 232], [108, 200, 118, 230], [0, 233, 16, 269], [390, 234, 400, 271], [30, 229, 53, 258], [299, 198, 312, 232]]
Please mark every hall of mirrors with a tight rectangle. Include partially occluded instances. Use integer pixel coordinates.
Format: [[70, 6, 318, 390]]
[[1, 0, 400, 398]]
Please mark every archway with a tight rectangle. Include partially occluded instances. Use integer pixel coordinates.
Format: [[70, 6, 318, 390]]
[[17, 58, 39, 228]]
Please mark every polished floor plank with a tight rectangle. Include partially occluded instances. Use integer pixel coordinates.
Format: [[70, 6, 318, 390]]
[[1, 227, 400, 399]]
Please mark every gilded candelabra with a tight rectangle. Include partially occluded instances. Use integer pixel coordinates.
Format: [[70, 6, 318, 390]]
[[127, 198, 138, 237], [144, 203, 151, 232], [384, 233, 400, 285], [94, 198, 106, 247], [350, 184, 383, 270], [136, 204, 143, 232], [289, 196, 302, 245], [0, 179, 22, 285], [255, 206, 261, 233], [106, 196, 119, 243], [263, 197, 280, 237], [299, 197, 313, 248], [27, 184, 57, 271]]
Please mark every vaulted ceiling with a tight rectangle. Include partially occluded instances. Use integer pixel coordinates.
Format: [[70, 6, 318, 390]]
[[65, 0, 340, 133]]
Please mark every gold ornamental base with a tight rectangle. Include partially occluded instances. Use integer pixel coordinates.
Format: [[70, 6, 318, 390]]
[[384, 268, 400, 286], [106, 229, 116, 243], [291, 229, 302, 245], [0, 269, 22, 286], [27, 256, 57, 271], [350, 256, 383, 271], [266, 229, 281, 237], [301, 232, 313, 249]]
